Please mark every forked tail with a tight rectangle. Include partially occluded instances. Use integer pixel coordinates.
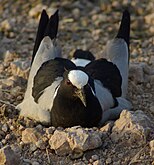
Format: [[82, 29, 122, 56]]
[[32, 10, 59, 63]]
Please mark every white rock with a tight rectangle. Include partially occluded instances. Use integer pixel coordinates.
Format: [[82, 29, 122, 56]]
[[111, 110, 152, 143], [67, 126, 102, 151], [49, 130, 71, 156], [49, 126, 102, 156]]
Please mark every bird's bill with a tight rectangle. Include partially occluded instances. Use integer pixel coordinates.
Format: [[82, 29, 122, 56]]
[[74, 88, 86, 107]]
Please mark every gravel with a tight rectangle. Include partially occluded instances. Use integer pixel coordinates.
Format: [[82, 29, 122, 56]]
[[0, 0, 154, 164]]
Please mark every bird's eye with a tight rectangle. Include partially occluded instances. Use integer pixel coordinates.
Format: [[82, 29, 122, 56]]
[[66, 80, 71, 85]]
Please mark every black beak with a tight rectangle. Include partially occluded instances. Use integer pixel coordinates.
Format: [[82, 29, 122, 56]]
[[74, 88, 86, 107]]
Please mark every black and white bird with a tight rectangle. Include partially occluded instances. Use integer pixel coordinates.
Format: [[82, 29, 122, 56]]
[[17, 9, 132, 128]]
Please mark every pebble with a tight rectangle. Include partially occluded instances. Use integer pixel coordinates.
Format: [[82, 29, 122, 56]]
[[0, 20, 11, 32], [30, 144, 37, 152], [10, 125, 15, 131], [35, 139, 47, 150], [45, 126, 55, 135], [2, 139, 7, 145], [106, 158, 112, 164], [5, 134, 12, 140], [91, 155, 99, 161], [150, 106, 154, 113], [19, 125, 25, 131], [32, 161, 40, 165], [2, 124, 8, 132], [0, 1, 154, 165], [93, 160, 104, 165], [23, 159, 31, 163]]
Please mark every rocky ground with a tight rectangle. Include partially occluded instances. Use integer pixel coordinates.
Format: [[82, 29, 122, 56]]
[[0, 0, 154, 164]]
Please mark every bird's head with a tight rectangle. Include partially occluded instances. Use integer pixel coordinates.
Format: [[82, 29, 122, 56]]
[[58, 70, 89, 107]]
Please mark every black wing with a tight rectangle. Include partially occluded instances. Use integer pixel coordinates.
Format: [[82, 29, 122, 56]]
[[85, 58, 122, 97], [32, 10, 59, 64], [32, 58, 76, 102]]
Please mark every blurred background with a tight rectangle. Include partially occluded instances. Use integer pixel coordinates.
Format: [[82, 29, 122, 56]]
[[0, 0, 153, 62]]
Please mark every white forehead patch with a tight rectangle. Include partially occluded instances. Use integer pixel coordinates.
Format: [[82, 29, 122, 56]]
[[68, 70, 89, 89]]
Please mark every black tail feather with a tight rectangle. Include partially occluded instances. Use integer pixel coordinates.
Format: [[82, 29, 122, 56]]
[[116, 9, 130, 48], [32, 10, 49, 63], [31, 10, 59, 64], [43, 10, 59, 40]]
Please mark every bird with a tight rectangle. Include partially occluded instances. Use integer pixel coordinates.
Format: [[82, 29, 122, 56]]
[[17, 9, 132, 128]]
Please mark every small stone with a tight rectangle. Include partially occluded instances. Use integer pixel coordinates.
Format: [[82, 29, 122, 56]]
[[67, 126, 102, 152], [4, 51, 16, 63], [10, 125, 15, 131], [49, 130, 71, 156], [150, 140, 154, 148], [32, 161, 40, 165], [73, 162, 86, 165], [100, 121, 114, 133], [29, 144, 37, 152], [150, 106, 154, 113], [2, 124, 8, 132], [72, 8, 80, 19], [91, 155, 99, 161], [5, 134, 12, 140], [35, 139, 47, 150], [111, 110, 152, 143], [22, 128, 42, 144], [89, 158, 94, 163], [2, 139, 7, 145], [0, 20, 11, 32], [23, 158, 31, 163], [149, 140, 154, 158], [35, 124, 43, 130], [45, 126, 55, 135], [106, 157, 112, 164], [0, 145, 20, 165], [19, 125, 25, 131], [93, 160, 104, 165]]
